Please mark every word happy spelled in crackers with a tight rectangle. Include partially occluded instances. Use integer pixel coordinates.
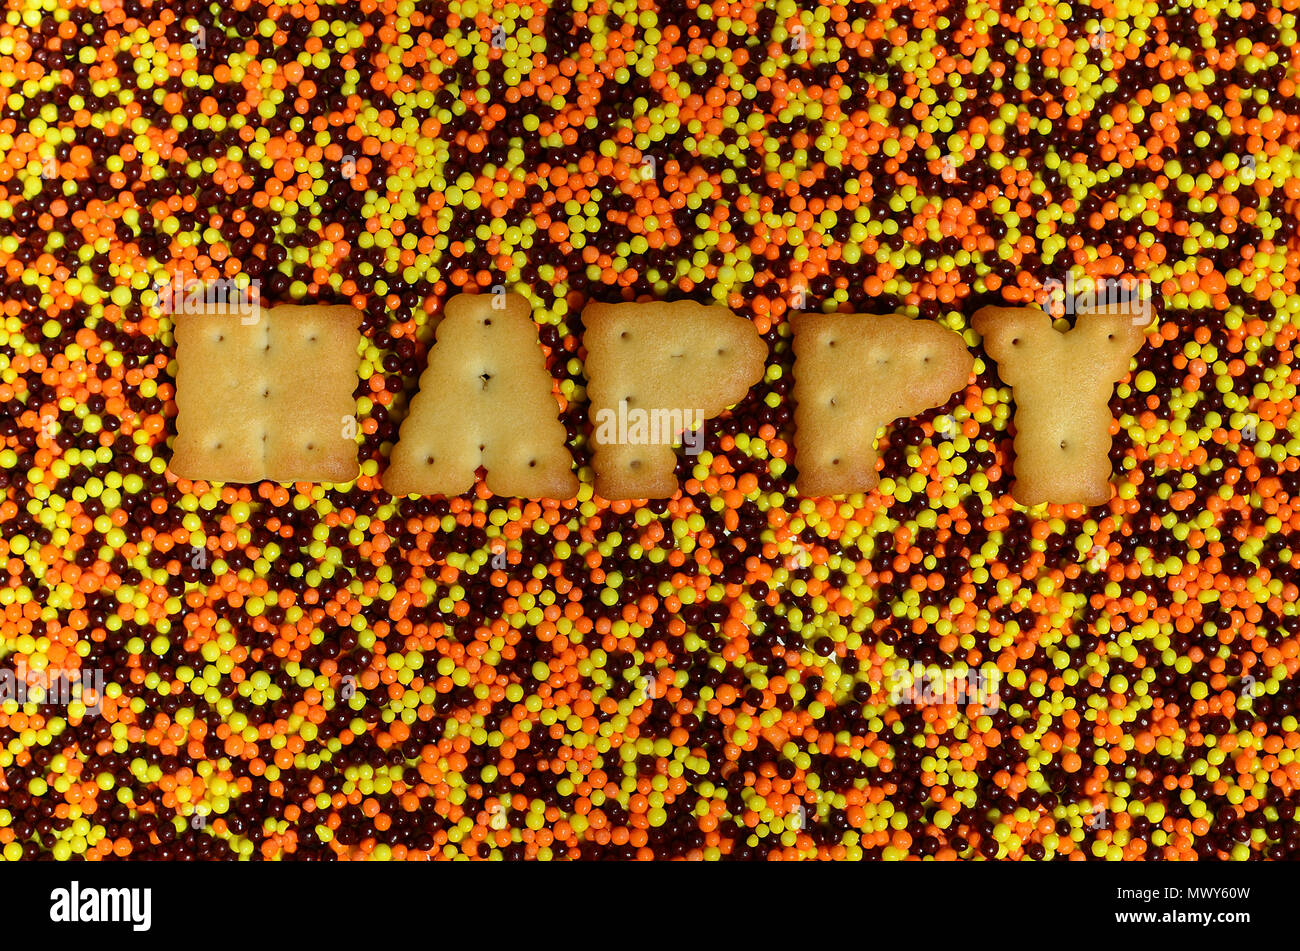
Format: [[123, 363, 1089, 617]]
[[169, 290, 1151, 506]]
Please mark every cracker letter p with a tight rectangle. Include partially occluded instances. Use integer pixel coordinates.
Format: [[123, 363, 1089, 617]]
[[583, 300, 767, 500], [791, 313, 974, 496]]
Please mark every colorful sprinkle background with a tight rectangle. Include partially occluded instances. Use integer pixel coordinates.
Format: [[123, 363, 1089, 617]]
[[0, 0, 1297, 861]]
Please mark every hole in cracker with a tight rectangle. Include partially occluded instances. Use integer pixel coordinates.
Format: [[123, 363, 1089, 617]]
[[480, 372, 492, 389], [1059, 440, 1068, 450], [484, 318, 492, 327], [1011, 338, 1020, 346], [425, 455, 436, 465], [528, 459, 537, 468], [620, 331, 630, 340], [306, 442, 315, 450]]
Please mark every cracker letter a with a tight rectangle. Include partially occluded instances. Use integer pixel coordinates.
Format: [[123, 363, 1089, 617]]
[[384, 292, 577, 498]]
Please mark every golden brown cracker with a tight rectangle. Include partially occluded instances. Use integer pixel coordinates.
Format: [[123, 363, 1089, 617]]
[[583, 300, 767, 500], [263, 306, 365, 483], [384, 292, 577, 499], [171, 304, 361, 484], [972, 302, 1148, 506], [791, 312, 974, 496]]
